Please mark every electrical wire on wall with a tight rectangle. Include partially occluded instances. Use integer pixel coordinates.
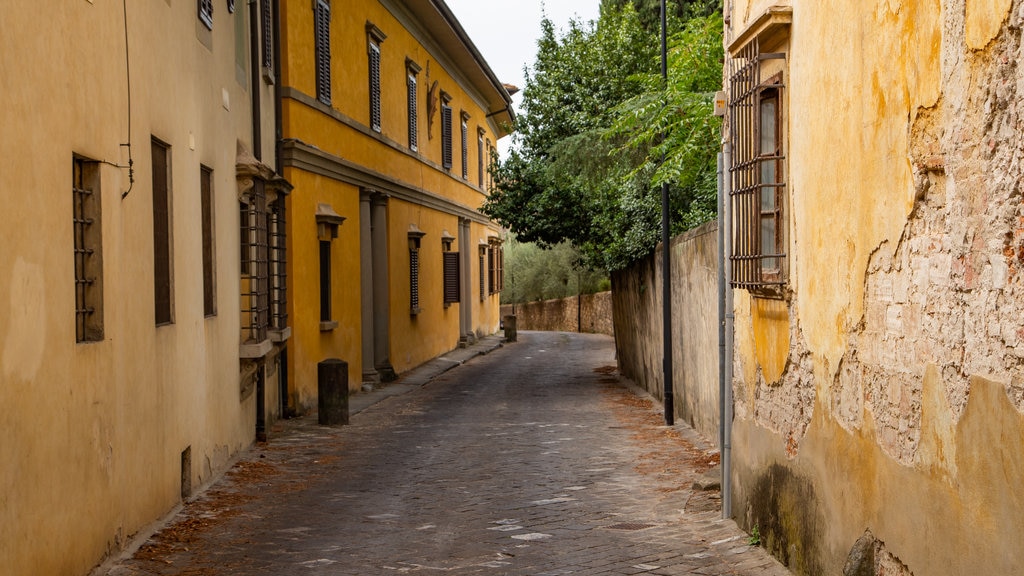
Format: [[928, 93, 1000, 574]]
[[119, 0, 135, 199]]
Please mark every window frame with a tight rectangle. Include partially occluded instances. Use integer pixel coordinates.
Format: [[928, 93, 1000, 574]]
[[73, 155, 104, 343], [460, 111, 470, 180], [314, 0, 331, 106], [200, 165, 216, 317], [151, 138, 174, 326], [406, 59, 421, 152], [440, 93, 453, 171], [366, 23, 386, 133], [198, 0, 214, 30], [442, 236, 459, 308], [728, 38, 788, 297]]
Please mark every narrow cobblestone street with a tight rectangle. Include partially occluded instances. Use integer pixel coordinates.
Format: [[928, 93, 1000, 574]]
[[103, 332, 791, 576]]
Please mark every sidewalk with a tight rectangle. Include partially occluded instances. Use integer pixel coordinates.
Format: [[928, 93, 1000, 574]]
[[348, 334, 505, 415]]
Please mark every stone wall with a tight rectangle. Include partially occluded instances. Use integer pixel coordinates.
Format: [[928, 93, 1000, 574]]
[[611, 221, 721, 444], [500, 291, 614, 336]]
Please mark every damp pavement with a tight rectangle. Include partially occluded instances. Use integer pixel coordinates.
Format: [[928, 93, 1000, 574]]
[[99, 331, 792, 576]]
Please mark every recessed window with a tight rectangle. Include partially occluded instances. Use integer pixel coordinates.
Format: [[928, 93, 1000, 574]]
[[315, 202, 344, 331], [488, 240, 504, 295], [477, 128, 485, 188], [314, 0, 331, 106], [241, 181, 269, 342], [728, 36, 788, 295], [151, 138, 174, 326], [366, 23, 386, 133], [198, 0, 213, 30], [406, 59, 421, 152], [440, 93, 453, 170], [442, 234, 459, 308], [73, 156, 104, 343], [460, 112, 470, 180], [409, 226, 426, 315], [200, 165, 216, 317], [260, 0, 274, 82], [479, 244, 487, 302]]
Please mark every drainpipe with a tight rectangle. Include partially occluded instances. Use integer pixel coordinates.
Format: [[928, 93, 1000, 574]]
[[249, 0, 267, 441], [660, 0, 674, 427], [722, 142, 734, 519]]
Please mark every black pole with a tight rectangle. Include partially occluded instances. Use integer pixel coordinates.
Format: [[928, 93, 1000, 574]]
[[661, 0, 674, 426]]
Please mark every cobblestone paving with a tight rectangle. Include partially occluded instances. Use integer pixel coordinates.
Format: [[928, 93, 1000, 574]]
[[103, 332, 791, 576]]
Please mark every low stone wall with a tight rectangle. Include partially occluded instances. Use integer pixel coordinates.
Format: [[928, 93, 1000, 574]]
[[500, 291, 614, 336]]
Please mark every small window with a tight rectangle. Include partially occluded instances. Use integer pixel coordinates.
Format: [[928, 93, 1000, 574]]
[[479, 245, 487, 302], [260, 0, 274, 82], [442, 235, 459, 307], [487, 240, 504, 295], [728, 37, 788, 295], [460, 112, 470, 180], [314, 0, 331, 106], [151, 138, 174, 326], [200, 165, 216, 317], [409, 227, 426, 314], [477, 128, 485, 188], [440, 94, 453, 170], [73, 156, 104, 343], [319, 240, 332, 322], [198, 0, 213, 30], [406, 59, 421, 152], [366, 23, 386, 133]]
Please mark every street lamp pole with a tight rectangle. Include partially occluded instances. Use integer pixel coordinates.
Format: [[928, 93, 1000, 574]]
[[661, 0, 674, 426]]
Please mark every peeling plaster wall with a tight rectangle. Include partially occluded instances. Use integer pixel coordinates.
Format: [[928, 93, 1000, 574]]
[[728, 0, 1024, 574]]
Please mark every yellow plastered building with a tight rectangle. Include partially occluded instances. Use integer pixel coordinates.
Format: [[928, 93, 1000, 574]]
[[278, 0, 512, 410], [0, 2, 290, 575]]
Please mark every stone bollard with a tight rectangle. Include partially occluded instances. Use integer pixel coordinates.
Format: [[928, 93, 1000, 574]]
[[317, 359, 349, 426], [503, 315, 517, 343]]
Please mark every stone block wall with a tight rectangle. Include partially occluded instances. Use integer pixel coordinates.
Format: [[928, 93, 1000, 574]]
[[499, 291, 614, 336]]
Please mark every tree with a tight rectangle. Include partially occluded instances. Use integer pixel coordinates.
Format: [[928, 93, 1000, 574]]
[[483, 4, 723, 272]]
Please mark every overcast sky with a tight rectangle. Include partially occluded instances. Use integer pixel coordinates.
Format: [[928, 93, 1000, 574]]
[[444, 0, 602, 148]]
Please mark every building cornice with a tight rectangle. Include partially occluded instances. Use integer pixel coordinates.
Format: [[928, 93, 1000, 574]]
[[280, 138, 493, 226]]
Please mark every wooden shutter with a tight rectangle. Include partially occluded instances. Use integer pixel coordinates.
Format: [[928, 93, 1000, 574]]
[[369, 42, 381, 131], [151, 139, 173, 325], [261, 0, 273, 72], [314, 0, 331, 105], [441, 104, 453, 169], [408, 74, 418, 151], [443, 251, 460, 304], [410, 248, 421, 312]]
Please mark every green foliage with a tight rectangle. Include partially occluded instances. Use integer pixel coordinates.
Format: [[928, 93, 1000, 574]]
[[483, 4, 723, 272], [601, 0, 722, 32], [501, 236, 609, 305]]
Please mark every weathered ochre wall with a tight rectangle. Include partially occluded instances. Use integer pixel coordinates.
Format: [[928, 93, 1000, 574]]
[[612, 222, 721, 444], [499, 291, 614, 336], [0, 3, 262, 575], [727, 1, 1024, 574]]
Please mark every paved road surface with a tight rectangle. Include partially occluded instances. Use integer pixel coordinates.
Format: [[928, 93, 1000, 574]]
[[102, 332, 791, 576]]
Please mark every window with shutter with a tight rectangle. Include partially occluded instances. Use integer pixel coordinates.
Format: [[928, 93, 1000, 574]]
[[369, 43, 381, 131], [200, 165, 216, 317], [441, 96, 453, 170], [261, 0, 273, 80], [479, 247, 487, 302], [460, 112, 469, 180], [477, 129, 485, 188], [409, 229, 425, 315], [314, 0, 331, 106], [198, 0, 213, 30], [406, 59, 421, 152], [443, 252, 460, 305]]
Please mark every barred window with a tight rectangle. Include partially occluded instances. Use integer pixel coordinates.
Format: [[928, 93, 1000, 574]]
[[73, 156, 104, 343], [728, 37, 787, 294], [198, 0, 213, 30], [269, 198, 287, 331], [241, 181, 269, 343], [314, 0, 331, 106]]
